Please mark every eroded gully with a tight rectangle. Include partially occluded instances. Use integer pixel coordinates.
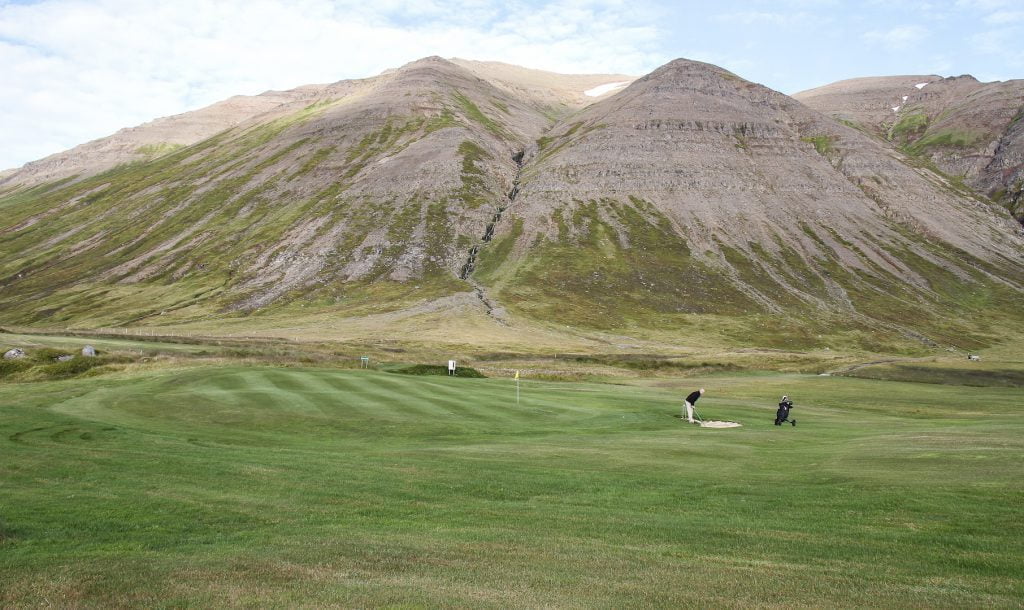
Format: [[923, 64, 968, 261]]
[[457, 150, 524, 323]]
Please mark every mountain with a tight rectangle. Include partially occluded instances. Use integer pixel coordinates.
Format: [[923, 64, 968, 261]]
[[486, 59, 1023, 346], [1, 57, 1022, 352], [792, 75, 944, 135], [0, 57, 541, 313], [0, 82, 371, 190], [0, 59, 634, 191], [795, 75, 1024, 224]]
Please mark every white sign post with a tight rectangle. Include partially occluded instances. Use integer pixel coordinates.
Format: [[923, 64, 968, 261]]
[[448, 360, 456, 376]]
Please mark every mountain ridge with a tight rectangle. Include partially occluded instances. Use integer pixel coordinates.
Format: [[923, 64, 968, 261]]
[[0, 57, 636, 189], [795, 73, 1024, 225], [1, 56, 1022, 352]]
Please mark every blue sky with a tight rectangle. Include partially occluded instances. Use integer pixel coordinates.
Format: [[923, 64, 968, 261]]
[[1, 0, 1022, 170], [667, 0, 1023, 90]]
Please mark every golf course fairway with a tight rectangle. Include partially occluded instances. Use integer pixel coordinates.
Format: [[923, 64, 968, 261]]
[[1, 366, 1021, 607]]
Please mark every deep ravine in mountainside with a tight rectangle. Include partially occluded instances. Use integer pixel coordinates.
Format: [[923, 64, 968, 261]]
[[457, 149, 524, 322]]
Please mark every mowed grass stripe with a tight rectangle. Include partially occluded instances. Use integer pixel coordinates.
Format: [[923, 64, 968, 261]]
[[292, 370, 488, 431], [198, 368, 413, 425], [2, 365, 1022, 607], [318, 370, 443, 422], [397, 377, 545, 424], [365, 374, 551, 426], [248, 369, 330, 417], [373, 375, 501, 423]]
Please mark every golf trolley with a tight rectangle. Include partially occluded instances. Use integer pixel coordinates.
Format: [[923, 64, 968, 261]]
[[775, 397, 796, 426]]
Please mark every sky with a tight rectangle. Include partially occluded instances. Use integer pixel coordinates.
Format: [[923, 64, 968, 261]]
[[1, 0, 1022, 170]]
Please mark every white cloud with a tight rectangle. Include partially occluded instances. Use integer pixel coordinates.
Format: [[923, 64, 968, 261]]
[[954, 0, 1015, 9], [757, 0, 839, 7], [714, 11, 830, 26], [983, 10, 1024, 24], [0, 0, 665, 169], [970, 28, 1024, 67], [922, 55, 953, 75], [862, 25, 929, 49]]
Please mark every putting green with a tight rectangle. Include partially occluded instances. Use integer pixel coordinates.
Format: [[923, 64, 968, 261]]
[[1, 366, 1021, 606]]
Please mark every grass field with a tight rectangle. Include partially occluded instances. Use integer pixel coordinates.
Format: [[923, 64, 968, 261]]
[[1, 364, 1022, 607]]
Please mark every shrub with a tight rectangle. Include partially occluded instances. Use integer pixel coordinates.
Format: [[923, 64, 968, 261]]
[[391, 364, 486, 378], [34, 355, 131, 380], [0, 359, 32, 379], [38, 357, 103, 380], [29, 348, 74, 363], [801, 134, 837, 156]]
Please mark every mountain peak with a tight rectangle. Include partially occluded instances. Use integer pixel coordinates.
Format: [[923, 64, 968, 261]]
[[643, 57, 746, 83], [380, 55, 478, 88], [377, 56, 460, 78], [395, 55, 460, 73], [404, 55, 452, 66]]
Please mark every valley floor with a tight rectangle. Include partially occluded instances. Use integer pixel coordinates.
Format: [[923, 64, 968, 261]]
[[1, 351, 1022, 607]]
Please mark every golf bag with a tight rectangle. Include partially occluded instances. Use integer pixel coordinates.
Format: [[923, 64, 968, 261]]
[[774, 397, 796, 426]]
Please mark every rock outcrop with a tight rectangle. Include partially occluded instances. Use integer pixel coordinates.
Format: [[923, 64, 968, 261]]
[[796, 75, 1024, 223]]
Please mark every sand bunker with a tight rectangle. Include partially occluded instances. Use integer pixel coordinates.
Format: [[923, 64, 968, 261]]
[[699, 420, 742, 428]]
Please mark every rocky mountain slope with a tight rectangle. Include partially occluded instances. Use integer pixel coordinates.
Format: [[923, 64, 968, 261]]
[[0, 82, 371, 190], [482, 60, 1023, 344], [0, 59, 633, 191], [795, 75, 1024, 224], [1, 57, 1022, 351]]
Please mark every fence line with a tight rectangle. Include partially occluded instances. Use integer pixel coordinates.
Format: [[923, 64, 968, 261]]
[[2, 325, 284, 343]]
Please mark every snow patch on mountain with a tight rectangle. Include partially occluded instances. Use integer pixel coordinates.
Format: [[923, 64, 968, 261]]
[[584, 82, 630, 97]]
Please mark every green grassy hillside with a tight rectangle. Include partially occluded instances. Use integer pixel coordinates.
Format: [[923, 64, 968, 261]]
[[473, 195, 1024, 352], [0, 60, 534, 330], [2, 365, 1021, 606]]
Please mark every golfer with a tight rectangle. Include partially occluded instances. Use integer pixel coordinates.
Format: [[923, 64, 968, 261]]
[[684, 388, 704, 423]]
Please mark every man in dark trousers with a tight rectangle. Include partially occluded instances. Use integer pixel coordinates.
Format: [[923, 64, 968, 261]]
[[775, 395, 796, 426], [684, 388, 704, 423]]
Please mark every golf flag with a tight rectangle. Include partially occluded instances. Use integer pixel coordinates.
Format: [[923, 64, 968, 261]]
[[515, 370, 519, 379]]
